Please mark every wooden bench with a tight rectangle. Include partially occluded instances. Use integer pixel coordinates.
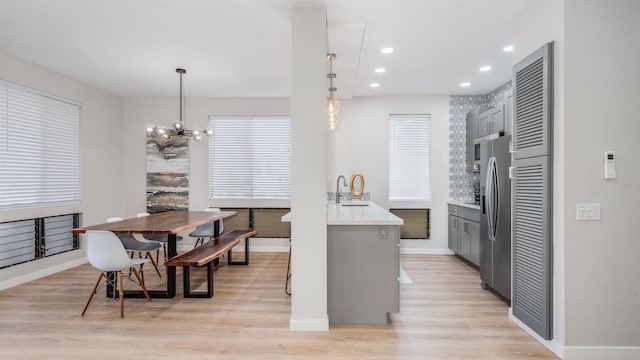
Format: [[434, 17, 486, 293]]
[[165, 229, 257, 298]]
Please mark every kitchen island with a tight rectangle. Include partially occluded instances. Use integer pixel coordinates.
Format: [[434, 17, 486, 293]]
[[283, 200, 404, 325]]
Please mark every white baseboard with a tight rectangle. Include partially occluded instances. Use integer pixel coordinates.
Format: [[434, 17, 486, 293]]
[[564, 346, 640, 360], [0, 257, 87, 291], [400, 248, 454, 255], [290, 316, 329, 331], [509, 309, 564, 358]]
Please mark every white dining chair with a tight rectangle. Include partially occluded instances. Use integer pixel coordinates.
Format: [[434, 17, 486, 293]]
[[107, 217, 162, 279], [189, 208, 224, 247], [82, 230, 151, 318]]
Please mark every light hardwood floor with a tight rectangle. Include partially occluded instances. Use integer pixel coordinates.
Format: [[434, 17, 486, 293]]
[[0, 252, 558, 359]]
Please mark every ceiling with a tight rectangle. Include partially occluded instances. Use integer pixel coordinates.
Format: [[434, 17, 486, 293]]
[[0, 0, 531, 98]]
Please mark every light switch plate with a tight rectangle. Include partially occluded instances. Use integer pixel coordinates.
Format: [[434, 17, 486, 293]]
[[576, 203, 601, 221]]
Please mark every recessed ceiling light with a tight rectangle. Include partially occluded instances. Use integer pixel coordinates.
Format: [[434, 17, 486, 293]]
[[479, 66, 492, 72], [380, 47, 394, 54], [460, 82, 471, 87], [374, 68, 386, 73], [370, 83, 381, 88], [503, 45, 514, 52]]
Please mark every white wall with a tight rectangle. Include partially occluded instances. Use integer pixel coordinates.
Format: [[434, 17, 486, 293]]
[[123, 96, 452, 253], [327, 96, 451, 253], [562, 0, 640, 357], [123, 97, 291, 212], [0, 54, 125, 289], [122, 97, 291, 249]]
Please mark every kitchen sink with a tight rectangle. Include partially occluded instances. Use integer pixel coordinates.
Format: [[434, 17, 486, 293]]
[[341, 202, 369, 207]]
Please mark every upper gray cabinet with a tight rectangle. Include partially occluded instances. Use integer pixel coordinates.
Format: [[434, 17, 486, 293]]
[[478, 104, 505, 137], [505, 89, 513, 136], [466, 109, 479, 172], [512, 43, 553, 160]]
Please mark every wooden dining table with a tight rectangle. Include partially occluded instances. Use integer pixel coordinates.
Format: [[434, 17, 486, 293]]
[[71, 210, 236, 299]]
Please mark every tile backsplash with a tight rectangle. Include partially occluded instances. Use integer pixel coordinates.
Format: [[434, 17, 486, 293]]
[[449, 81, 512, 201], [327, 192, 371, 201]]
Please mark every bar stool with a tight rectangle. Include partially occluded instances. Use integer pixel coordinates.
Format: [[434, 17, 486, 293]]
[[285, 238, 291, 296]]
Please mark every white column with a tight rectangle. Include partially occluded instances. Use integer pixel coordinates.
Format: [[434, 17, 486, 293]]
[[290, 6, 328, 331]]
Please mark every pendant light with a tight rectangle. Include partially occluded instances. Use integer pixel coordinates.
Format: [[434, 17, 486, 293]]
[[326, 53, 340, 131], [146, 68, 213, 142]]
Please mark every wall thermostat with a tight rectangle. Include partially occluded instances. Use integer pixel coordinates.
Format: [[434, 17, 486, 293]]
[[604, 151, 616, 179]]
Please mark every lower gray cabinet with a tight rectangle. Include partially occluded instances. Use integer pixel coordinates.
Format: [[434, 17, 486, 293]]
[[448, 204, 480, 266], [327, 225, 400, 325], [448, 214, 459, 253], [458, 218, 480, 265]]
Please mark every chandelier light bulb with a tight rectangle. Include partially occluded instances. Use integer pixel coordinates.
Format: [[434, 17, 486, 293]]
[[146, 124, 157, 135], [172, 121, 183, 131], [204, 128, 214, 136]]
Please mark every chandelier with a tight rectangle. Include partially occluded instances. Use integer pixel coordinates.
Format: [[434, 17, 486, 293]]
[[326, 53, 340, 131], [146, 68, 213, 142]]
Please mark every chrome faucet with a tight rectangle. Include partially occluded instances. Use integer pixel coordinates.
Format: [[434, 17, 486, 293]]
[[336, 175, 347, 204]]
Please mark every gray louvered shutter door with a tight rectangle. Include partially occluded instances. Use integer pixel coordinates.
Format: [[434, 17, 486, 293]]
[[511, 42, 553, 340], [513, 42, 553, 160], [512, 156, 552, 339]]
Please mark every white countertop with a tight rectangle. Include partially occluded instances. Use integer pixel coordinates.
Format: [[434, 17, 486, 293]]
[[447, 200, 480, 210], [281, 201, 404, 226]]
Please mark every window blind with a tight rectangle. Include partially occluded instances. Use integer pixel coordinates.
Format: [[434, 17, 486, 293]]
[[0, 81, 81, 209], [389, 113, 431, 201], [208, 115, 291, 199]]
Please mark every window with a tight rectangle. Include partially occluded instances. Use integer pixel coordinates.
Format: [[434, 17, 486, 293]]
[[389, 113, 431, 201], [209, 115, 291, 199], [0, 81, 81, 209], [0, 214, 79, 269]]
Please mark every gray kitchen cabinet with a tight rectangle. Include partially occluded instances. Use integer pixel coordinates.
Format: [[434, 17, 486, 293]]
[[459, 218, 480, 265], [448, 204, 480, 266], [466, 109, 479, 172], [448, 213, 458, 253], [328, 224, 400, 325], [478, 104, 505, 137], [505, 90, 513, 135]]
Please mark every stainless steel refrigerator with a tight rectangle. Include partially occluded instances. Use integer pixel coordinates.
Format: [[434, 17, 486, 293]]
[[479, 134, 511, 301]]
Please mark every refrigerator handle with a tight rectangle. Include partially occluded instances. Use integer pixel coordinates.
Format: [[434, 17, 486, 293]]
[[485, 157, 494, 240], [491, 157, 499, 241]]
